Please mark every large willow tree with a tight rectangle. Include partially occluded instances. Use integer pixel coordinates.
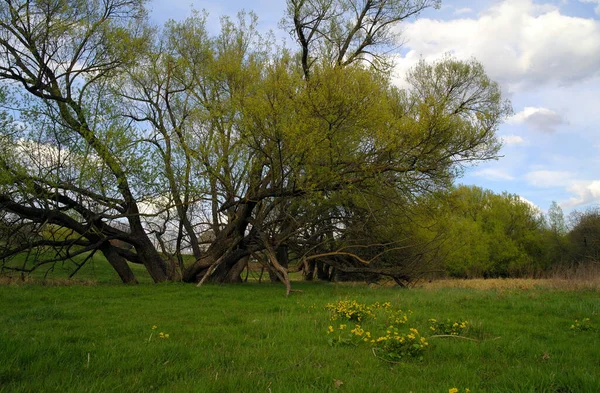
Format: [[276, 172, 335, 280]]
[[0, 0, 511, 287]]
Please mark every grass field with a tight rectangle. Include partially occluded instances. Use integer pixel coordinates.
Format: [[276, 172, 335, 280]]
[[1, 263, 599, 393]]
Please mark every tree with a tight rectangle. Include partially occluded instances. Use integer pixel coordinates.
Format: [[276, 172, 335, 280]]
[[0, 0, 172, 282], [440, 186, 547, 278], [1, 1, 511, 288], [548, 201, 567, 235], [284, 0, 441, 78], [568, 207, 600, 263]]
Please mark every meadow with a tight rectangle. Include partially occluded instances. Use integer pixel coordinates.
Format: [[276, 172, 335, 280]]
[[0, 259, 599, 393]]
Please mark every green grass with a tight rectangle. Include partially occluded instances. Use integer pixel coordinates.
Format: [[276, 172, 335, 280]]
[[1, 251, 155, 284], [0, 280, 598, 393]]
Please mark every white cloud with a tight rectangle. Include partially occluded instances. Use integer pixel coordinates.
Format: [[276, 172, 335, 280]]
[[563, 180, 600, 208], [454, 8, 473, 15], [501, 135, 525, 145], [524, 170, 573, 188], [392, 0, 600, 92], [518, 196, 542, 213], [473, 168, 515, 181], [579, 0, 600, 14], [507, 107, 566, 132]]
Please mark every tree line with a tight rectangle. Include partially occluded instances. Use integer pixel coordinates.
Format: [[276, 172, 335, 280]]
[[0, 0, 527, 288], [435, 186, 599, 279]]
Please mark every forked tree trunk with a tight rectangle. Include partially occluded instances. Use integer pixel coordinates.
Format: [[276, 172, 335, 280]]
[[183, 202, 257, 283]]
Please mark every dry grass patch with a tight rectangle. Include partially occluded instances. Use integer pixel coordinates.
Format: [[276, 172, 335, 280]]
[[418, 277, 600, 291], [0, 275, 98, 286]]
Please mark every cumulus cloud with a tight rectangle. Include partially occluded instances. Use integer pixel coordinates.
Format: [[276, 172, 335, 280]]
[[523, 172, 600, 209], [507, 107, 567, 132], [524, 170, 573, 188], [518, 196, 542, 213], [501, 135, 525, 145], [563, 180, 600, 208], [392, 0, 600, 92], [579, 0, 600, 14], [473, 168, 515, 181]]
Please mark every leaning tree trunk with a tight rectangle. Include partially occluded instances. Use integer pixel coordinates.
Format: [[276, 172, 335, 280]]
[[128, 219, 171, 282], [100, 243, 138, 284]]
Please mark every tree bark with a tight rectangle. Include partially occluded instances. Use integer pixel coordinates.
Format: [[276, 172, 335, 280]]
[[100, 243, 138, 284], [316, 261, 331, 280], [269, 245, 289, 282]]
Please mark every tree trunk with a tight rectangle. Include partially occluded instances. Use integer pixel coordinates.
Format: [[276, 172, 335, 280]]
[[183, 201, 257, 283], [317, 261, 331, 280], [130, 232, 170, 282], [304, 260, 316, 280], [100, 244, 138, 284], [207, 249, 250, 283], [269, 245, 289, 282]]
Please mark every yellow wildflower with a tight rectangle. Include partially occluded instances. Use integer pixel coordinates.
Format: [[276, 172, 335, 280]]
[[449, 388, 459, 393]]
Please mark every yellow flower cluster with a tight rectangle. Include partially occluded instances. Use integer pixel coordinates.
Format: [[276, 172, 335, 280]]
[[149, 325, 169, 341], [370, 325, 429, 361], [325, 300, 377, 322], [349, 324, 372, 342], [449, 388, 471, 393], [429, 318, 469, 335], [571, 318, 595, 332], [326, 300, 411, 327]]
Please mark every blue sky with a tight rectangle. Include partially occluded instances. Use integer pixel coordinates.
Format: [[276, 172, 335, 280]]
[[148, 0, 600, 214]]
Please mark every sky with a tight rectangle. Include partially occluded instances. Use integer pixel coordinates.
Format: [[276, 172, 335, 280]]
[[148, 0, 600, 214]]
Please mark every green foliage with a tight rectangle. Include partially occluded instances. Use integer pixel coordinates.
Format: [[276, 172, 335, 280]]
[[439, 185, 548, 278], [1, 0, 514, 284], [568, 207, 600, 262], [428, 318, 470, 336], [373, 327, 429, 361]]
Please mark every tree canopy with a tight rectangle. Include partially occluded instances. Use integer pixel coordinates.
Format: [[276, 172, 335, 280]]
[[0, 0, 516, 288]]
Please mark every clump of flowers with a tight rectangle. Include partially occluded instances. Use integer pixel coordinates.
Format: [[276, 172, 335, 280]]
[[326, 299, 411, 324], [386, 309, 411, 326], [323, 301, 478, 363], [372, 327, 429, 361], [429, 318, 469, 336], [327, 323, 372, 346], [571, 318, 596, 332], [148, 325, 170, 342], [449, 388, 471, 393], [326, 300, 377, 322]]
